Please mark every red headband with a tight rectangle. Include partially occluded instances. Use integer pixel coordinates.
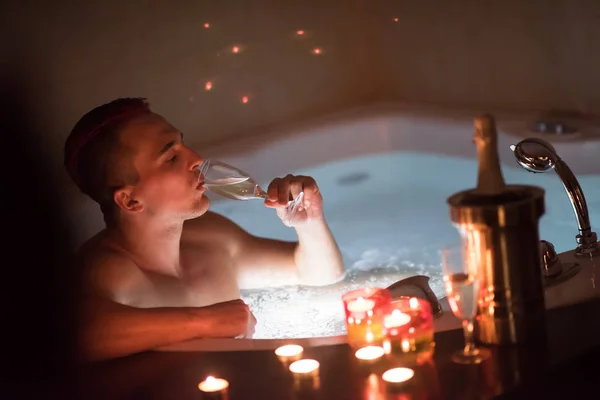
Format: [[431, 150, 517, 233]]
[[64, 104, 151, 187]]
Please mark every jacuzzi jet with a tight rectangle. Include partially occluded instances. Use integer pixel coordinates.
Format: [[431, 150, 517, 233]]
[[531, 120, 577, 135], [336, 172, 370, 186]]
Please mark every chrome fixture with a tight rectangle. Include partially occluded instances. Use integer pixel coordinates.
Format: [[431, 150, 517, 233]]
[[510, 137, 599, 257], [539, 240, 581, 288]]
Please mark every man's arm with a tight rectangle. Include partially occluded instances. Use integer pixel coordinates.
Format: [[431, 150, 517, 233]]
[[196, 211, 344, 289], [77, 296, 255, 362], [76, 250, 255, 362], [293, 218, 345, 285]]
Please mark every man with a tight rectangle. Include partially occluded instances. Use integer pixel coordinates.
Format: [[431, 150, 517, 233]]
[[64, 98, 345, 361]]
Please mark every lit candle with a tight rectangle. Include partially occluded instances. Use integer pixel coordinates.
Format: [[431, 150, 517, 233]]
[[241, 96, 249, 104], [205, 81, 213, 91], [275, 344, 303, 363], [383, 309, 411, 329], [347, 297, 375, 314], [289, 359, 320, 377], [198, 376, 229, 399], [355, 346, 384, 362], [312, 47, 322, 55], [409, 297, 420, 310], [382, 367, 414, 384]]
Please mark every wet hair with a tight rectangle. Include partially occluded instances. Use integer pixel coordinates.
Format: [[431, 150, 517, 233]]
[[63, 97, 152, 226]]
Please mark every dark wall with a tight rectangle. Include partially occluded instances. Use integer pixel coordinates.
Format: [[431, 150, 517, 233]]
[[0, 55, 79, 392]]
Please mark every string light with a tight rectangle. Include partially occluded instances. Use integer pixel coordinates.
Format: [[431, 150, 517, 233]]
[[194, 28, 333, 105]]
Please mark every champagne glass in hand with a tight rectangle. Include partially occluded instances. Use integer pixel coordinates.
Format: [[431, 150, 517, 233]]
[[441, 246, 491, 364], [199, 159, 304, 226]]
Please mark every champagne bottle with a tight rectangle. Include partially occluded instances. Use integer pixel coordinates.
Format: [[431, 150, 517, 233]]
[[473, 114, 506, 196]]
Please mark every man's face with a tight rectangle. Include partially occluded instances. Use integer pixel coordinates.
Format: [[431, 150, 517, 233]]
[[118, 113, 209, 220]]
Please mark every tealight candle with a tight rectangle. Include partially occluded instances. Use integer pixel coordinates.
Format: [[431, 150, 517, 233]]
[[383, 309, 411, 330], [198, 376, 229, 399], [343, 288, 392, 349], [382, 367, 414, 384], [382, 297, 435, 363], [289, 359, 320, 377], [347, 297, 375, 315], [355, 346, 385, 362], [275, 344, 304, 363]]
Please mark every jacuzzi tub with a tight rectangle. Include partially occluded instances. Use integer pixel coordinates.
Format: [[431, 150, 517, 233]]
[[158, 104, 600, 352]]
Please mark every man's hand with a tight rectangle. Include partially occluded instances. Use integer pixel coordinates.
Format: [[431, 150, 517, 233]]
[[265, 174, 323, 226], [198, 299, 257, 338]]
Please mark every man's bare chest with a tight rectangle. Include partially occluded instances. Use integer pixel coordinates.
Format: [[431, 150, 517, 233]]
[[130, 245, 241, 308]]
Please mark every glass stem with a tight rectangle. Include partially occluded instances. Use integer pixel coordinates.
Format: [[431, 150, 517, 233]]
[[255, 186, 269, 199], [462, 318, 476, 355]]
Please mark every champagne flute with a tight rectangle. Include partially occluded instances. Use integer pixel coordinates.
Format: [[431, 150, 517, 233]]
[[440, 245, 491, 364], [198, 159, 304, 225]]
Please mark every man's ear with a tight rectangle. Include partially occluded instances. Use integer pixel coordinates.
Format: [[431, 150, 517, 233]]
[[113, 186, 144, 213]]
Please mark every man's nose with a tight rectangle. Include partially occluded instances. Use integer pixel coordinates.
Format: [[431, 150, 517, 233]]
[[188, 151, 203, 171]]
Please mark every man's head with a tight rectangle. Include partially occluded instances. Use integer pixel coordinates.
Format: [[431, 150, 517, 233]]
[[64, 98, 209, 226]]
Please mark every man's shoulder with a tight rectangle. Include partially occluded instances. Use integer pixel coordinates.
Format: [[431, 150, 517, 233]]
[[75, 234, 141, 298], [182, 211, 254, 255]]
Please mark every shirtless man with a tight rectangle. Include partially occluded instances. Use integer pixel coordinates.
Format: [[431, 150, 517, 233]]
[[64, 98, 344, 361]]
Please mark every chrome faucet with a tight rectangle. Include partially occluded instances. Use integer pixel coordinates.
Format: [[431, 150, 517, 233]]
[[510, 137, 599, 258]]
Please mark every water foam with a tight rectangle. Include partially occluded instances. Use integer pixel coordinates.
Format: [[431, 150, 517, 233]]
[[241, 246, 445, 339]]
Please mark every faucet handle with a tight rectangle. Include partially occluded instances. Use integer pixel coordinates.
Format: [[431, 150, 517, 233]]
[[540, 240, 562, 278]]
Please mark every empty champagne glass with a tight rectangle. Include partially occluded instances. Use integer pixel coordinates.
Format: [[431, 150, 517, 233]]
[[440, 245, 491, 364], [198, 159, 304, 226]]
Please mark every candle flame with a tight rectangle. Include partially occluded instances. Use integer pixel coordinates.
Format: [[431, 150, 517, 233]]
[[409, 297, 419, 309], [206, 376, 215, 382]]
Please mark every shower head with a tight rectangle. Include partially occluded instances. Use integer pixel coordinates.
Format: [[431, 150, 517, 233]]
[[509, 138, 559, 173], [509, 137, 599, 256]]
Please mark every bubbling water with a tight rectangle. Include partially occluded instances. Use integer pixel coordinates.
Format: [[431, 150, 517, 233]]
[[241, 247, 445, 339]]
